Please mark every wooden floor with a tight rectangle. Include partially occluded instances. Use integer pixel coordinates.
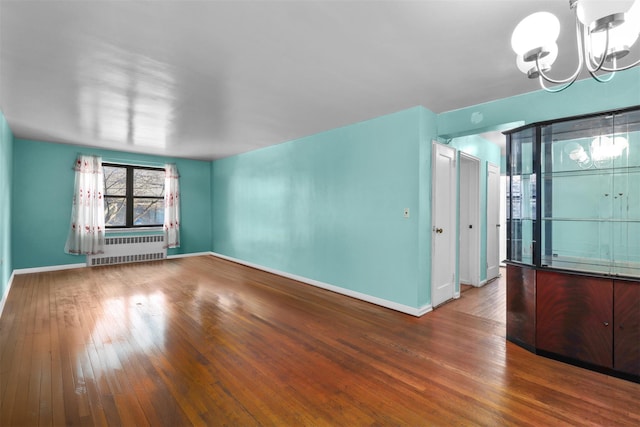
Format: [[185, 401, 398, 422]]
[[1, 256, 638, 426]]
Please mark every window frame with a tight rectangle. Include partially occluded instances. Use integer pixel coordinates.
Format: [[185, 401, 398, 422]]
[[103, 163, 165, 229]]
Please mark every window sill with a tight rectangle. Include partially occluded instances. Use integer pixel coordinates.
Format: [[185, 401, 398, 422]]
[[106, 227, 163, 234]]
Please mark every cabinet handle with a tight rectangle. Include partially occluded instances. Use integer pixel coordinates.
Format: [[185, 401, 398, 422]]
[[619, 324, 624, 330], [603, 321, 609, 327]]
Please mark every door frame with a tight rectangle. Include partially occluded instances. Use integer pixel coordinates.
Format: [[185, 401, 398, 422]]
[[500, 175, 507, 266], [487, 162, 501, 281], [459, 152, 481, 287]]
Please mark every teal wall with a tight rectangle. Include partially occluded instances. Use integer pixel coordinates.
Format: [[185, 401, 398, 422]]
[[450, 135, 501, 283], [438, 68, 640, 139], [12, 139, 212, 269], [0, 110, 13, 301], [211, 74, 638, 311], [212, 107, 438, 309]]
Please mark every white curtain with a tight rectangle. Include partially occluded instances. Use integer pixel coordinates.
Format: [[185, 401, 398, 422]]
[[164, 163, 180, 248], [65, 155, 105, 255]]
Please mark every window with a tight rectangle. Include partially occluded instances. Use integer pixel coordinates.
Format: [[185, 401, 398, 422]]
[[103, 163, 165, 228]]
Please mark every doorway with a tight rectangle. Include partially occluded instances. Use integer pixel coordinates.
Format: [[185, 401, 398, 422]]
[[459, 153, 481, 286]]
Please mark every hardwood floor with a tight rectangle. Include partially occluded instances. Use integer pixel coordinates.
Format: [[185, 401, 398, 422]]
[[1, 256, 638, 426]]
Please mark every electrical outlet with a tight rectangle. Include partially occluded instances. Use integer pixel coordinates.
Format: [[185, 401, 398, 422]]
[[403, 208, 410, 218]]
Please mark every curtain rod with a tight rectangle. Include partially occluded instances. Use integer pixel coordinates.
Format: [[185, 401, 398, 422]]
[[100, 156, 166, 168]]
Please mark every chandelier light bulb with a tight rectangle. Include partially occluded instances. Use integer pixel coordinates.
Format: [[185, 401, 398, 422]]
[[588, 1, 640, 59], [511, 12, 560, 56], [625, 0, 640, 37], [516, 43, 558, 77], [589, 21, 639, 59], [577, 0, 636, 32], [515, 54, 530, 74]]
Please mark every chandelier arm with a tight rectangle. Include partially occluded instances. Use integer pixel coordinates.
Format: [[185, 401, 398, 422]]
[[535, 60, 581, 85], [537, 74, 577, 93], [580, 20, 634, 78], [584, 26, 609, 73], [588, 69, 616, 82], [535, 14, 585, 86], [588, 54, 616, 83]]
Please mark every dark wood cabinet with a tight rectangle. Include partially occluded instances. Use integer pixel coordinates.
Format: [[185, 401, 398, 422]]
[[536, 271, 613, 368], [614, 281, 640, 376], [506, 265, 536, 350], [506, 264, 639, 382], [505, 108, 640, 382]]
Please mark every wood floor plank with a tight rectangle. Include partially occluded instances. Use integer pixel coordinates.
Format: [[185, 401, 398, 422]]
[[0, 277, 27, 425], [48, 281, 66, 427], [1, 256, 639, 426], [7, 276, 37, 426]]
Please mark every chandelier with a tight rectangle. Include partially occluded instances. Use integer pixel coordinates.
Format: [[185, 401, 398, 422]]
[[511, 0, 640, 92]]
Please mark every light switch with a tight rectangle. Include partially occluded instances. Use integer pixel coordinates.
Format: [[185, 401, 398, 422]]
[[403, 208, 410, 218]]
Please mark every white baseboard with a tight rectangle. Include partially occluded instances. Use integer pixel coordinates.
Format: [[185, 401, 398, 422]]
[[11, 251, 209, 276], [13, 263, 87, 275], [11, 252, 208, 276], [209, 251, 432, 317], [0, 271, 15, 319], [415, 303, 433, 316], [166, 252, 211, 259]]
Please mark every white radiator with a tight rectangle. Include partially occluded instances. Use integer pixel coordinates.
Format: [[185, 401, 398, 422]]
[[87, 235, 166, 266]]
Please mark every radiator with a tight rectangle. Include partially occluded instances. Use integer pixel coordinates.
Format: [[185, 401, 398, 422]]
[[87, 235, 166, 266]]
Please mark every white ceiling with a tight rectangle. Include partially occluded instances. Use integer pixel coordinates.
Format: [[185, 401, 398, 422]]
[[0, 1, 624, 160]]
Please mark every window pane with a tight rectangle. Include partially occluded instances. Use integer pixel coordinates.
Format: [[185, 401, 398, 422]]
[[104, 166, 127, 196], [105, 197, 126, 226], [134, 169, 164, 197], [133, 198, 164, 226]]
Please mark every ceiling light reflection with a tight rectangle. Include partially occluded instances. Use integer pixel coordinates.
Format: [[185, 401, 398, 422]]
[[85, 292, 168, 378], [76, 41, 177, 149]]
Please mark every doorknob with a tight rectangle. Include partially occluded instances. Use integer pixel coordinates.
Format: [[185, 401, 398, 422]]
[[436, 228, 443, 234]]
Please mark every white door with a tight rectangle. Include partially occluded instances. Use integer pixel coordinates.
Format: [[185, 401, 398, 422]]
[[487, 163, 500, 280], [459, 153, 480, 286], [432, 142, 457, 307]]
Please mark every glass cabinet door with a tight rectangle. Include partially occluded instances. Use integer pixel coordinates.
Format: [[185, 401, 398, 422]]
[[507, 127, 535, 264], [611, 109, 640, 277], [538, 109, 640, 278], [507, 107, 640, 279]]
